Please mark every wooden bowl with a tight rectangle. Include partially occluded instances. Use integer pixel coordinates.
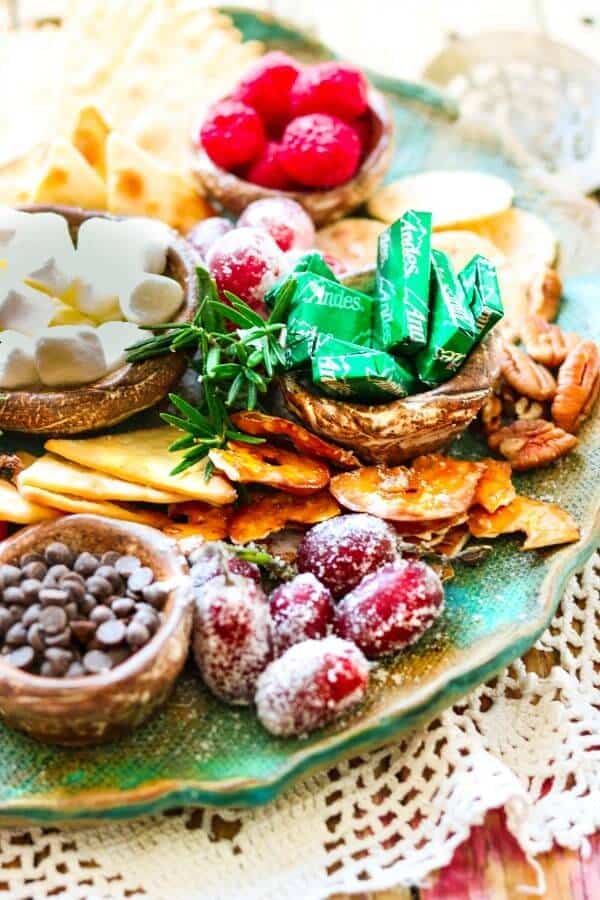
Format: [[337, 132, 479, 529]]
[[280, 336, 501, 465], [0, 205, 199, 436], [0, 515, 193, 746], [191, 88, 394, 227]]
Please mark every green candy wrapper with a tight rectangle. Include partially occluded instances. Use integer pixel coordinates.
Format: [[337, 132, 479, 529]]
[[265, 251, 338, 308], [284, 273, 373, 369], [415, 248, 477, 385], [459, 254, 504, 341], [374, 210, 432, 354], [313, 339, 418, 403]]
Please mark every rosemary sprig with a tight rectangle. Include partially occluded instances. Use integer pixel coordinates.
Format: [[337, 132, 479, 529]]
[[126, 268, 295, 475]]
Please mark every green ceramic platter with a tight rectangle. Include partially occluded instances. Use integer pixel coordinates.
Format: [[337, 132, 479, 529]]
[[0, 9, 598, 823]]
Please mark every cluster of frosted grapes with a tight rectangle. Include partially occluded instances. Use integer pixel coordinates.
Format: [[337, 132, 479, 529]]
[[186, 196, 344, 318], [188, 515, 444, 737]]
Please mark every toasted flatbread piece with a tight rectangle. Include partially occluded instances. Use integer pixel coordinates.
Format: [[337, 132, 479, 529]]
[[31, 138, 107, 209], [18, 482, 168, 527], [0, 479, 58, 524], [432, 230, 505, 272], [106, 132, 211, 232], [315, 218, 385, 272], [451, 208, 558, 278], [46, 428, 237, 505], [20, 454, 185, 504], [71, 105, 111, 178], [368, 170, 514, 229]]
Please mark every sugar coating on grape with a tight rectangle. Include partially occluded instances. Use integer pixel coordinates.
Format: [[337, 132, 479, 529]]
[[186, 217, 233, 260], [269, 572, 333, 655], [334, 560, 444, 659], [228, 557, 261, 582], [238, 197, 315, 252], [297, 513, 397, 598], [255, 636, 369, 736], [207, 226, 285, 313], [193, 573, 273, 704]]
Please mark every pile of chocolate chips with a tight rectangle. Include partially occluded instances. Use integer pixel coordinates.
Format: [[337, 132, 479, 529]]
[[0, 542, 167, 677]]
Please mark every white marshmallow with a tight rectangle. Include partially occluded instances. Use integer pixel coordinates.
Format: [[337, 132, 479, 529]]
[[119, 272, 183, 326], [97, 321, 146, 372], [0, 330, 39, 388], [27, 258, 72, 296], [72, 272, 121, 321], [76, 216, 170, 275], [0, 281, 58, 335], [35, 325, 108, 387], [4, 212, 76, 284]]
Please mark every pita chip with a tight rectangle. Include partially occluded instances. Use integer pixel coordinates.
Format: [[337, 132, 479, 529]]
[[18, 482, 169, 528]]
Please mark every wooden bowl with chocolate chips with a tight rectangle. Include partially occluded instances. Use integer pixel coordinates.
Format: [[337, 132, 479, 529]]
[[0, 515, 193, 746], [0, 205, 198, 436]]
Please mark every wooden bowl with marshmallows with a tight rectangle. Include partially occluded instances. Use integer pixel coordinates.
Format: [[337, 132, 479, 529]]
[[0, 206, 198, 435]]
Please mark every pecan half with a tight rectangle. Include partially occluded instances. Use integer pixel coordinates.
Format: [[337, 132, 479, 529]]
[[515, 397, 544, 420], [501, 344, 557, 401], [521, 315, 580, 368], [480, 393, 503, 435], [528, 266, 562, 321], [551, 340, 600, 434], [488, 419, 577, 470]]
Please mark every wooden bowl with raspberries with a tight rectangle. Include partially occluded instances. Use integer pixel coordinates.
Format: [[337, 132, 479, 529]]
[[191, 53, 394, 226]]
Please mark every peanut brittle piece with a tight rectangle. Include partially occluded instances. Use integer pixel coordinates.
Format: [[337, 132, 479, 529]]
[[469, 496, 579, 550], [501, 344, 556, 401], [474, 459, 516, 513], [434, 525, 471, 558], [551, 340, 600, 434], [488, 419, 577, 470], [165, 502, 234, 541], [229, 490, 341, 544], [521, 315, 580, 368], [330, 455, 485, 522], [209, 441, 330, 496], [230, 411, 359, 468]]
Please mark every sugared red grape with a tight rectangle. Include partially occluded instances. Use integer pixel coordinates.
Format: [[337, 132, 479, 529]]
[[207, 226, 285, 315], [187, 543, 260, 591], [297, 514, 397, 598], [334, 560, 444, 659], [186, 217, 233, 261], [269, 572, 333, 655], [238, 197, 315, 253], [193, 573, 273, 704], [255, 636, 369, 736], [228, 557, 261, 582]]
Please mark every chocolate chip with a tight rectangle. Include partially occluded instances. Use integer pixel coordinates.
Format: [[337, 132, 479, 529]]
[[19, 552, 43, 568], [39, 605, 67, 635], [65, 601, 79, 620], [0, 564, 21, 588], [90, 605, 114, 625], [45, 627, 72, 648], [22, 604, 41, 627], [7, 605, 22, 625], [71, 620, 96, 643], [0, 607, 13, 633], [5, 622, 27, 645], [80, 593, 97, 615], [74, 552, 99, 576], [39, 587, 68, 607], [3, 586, 26, 606], [96, 565, 123, 592], [21, 578, 42, 602], [141, 582, 167, 609], [126, 621, 150, 648], [66, 661, 85, 678], [7, 645, 34, 669], [133, 605, 160, 633], [44, 647, 72, 675], [22, 561, 47, 581], [115, 555, 141, 578], [111, 597, 134, 618], [46, 564, 71, 583], [96, 619, 126, 647], [128, 567, 153, 593], [27, 623, 45, 652], [86, 575, 113, 599], [101, 551, 121, 567], [44, 542, 74, 567], [83, 649, 113, 673]]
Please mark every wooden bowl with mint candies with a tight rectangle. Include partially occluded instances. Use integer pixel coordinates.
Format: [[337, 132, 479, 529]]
[[0, 205, 198, 436], [191, 50, 394, 226]]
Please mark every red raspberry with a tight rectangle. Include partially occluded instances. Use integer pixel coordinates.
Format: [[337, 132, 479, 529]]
[[255, 636, 369, 736], [334, 560, 444, 659], [193, 573, 273, 704], [280, 114, 361, 188], [290, 62, 369, 122], [238, 197, 315, 252], [186, 217, 233, 261], [244, 141, 295, 190], [269, 573, 333, 655], [235, 51, 301, 130], [297, 513, 397, 598], [207, 226, 285, 315], [198, 99, 266, 170], [352, 112, 374, 159]]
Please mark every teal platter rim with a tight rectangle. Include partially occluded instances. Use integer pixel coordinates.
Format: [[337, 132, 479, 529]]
[[0, 7, 598, 823]]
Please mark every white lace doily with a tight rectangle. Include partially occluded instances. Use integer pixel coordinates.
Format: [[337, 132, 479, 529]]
[[0, 548, 595, 899]]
